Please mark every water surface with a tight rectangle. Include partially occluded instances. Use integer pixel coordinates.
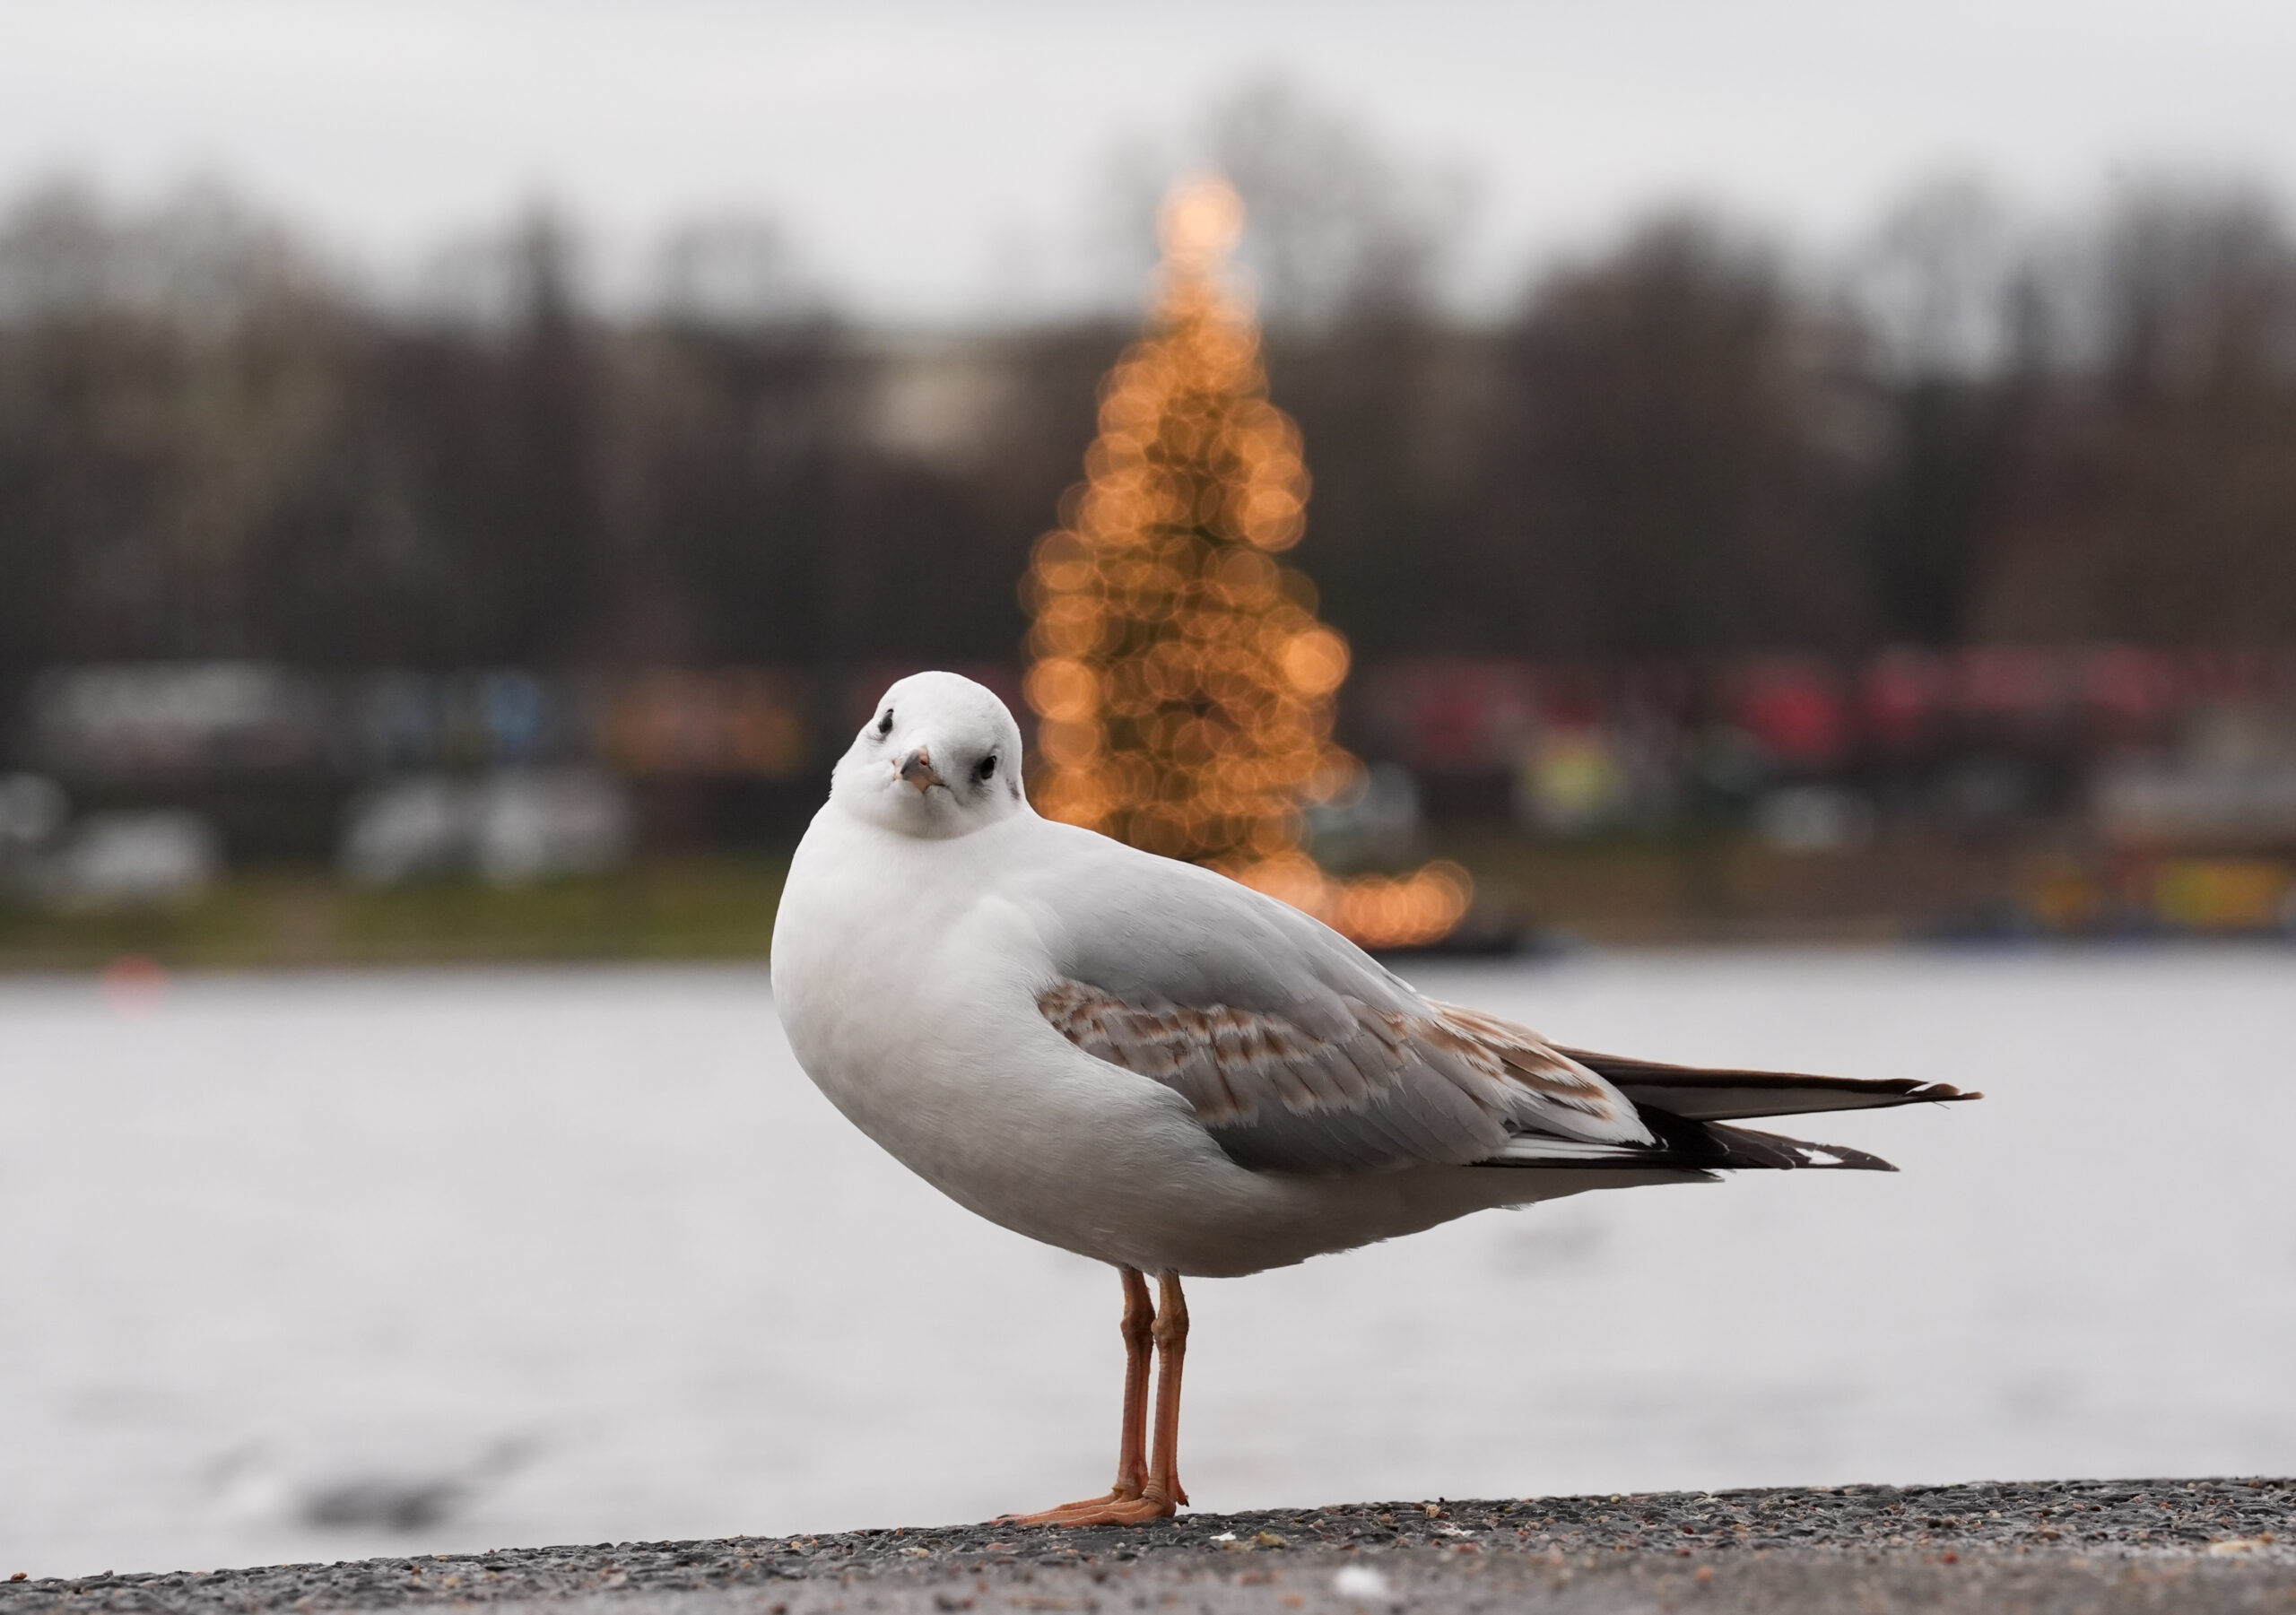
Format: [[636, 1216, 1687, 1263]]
[[4, 950, 2292, 1576]]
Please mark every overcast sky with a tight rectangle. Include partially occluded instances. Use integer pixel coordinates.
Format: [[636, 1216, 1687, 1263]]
[[4, 0, 2294, 318]]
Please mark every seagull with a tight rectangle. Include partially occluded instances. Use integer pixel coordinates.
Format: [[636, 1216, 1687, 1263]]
[[770, 672, 1976, 1528]]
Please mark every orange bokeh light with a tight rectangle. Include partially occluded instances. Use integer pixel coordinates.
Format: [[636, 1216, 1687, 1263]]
[[1022, 177, 1469, 951]]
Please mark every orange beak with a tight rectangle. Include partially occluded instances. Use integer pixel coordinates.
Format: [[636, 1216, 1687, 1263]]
[[900, 747, 944, 792]]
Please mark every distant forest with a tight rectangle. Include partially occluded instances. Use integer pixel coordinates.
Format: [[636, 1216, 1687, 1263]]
[[5, 100, 2296, 683]]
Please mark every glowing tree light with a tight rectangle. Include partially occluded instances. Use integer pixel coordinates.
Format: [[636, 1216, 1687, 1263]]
[[1023, 177, 1470, 950]]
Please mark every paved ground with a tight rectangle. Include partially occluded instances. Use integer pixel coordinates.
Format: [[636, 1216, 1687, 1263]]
[[7, 1480, 2291, 1615]]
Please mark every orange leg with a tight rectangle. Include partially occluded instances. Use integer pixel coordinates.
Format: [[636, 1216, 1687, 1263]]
[[1141, 1269, 1189, 1509], [1114, 1266, 1156, 1497], [1004, 1267, 1187, 1527]]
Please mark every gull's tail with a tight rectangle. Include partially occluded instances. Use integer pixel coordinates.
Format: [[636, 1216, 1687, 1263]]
[[1482, 1052, 1978, 1174]]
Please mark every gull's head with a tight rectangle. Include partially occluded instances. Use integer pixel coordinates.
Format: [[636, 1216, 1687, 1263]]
[[831, 672, 1030, 838]]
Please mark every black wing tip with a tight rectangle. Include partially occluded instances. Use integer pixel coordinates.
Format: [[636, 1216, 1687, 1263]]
[[1707, 1124, 1899, 1173], [1475, 1159, 1725, 1181], [1559, 1046, 1985, 1111], [1796, 1142, 1899, 1172], [1477, 1142, 1897, 1173], [1491, 1115, 1907, 1173]]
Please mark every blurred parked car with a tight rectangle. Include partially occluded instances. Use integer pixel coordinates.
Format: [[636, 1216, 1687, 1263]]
[[0, 772, 68, 863], [40, 811, 222, 907], [341, 769, 632, 887]]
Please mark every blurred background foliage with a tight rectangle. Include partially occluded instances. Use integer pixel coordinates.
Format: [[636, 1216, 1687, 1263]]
[[10, 155, 2296, 677], [5, 83, 2296, 957]]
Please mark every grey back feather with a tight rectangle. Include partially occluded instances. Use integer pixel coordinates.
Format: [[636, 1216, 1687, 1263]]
[[1013, 837, 1651, 1175]]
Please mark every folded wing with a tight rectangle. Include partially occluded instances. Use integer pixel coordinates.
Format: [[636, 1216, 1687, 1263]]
[[1039, 978, 1653, 1175], [1022, 829, 1974, 1177]]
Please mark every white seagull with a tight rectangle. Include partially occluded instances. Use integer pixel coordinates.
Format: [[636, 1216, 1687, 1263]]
[[771, 672, 1977, 1527]]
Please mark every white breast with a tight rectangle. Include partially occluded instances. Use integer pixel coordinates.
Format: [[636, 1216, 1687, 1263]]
[[771, 808, 1238, 1267]]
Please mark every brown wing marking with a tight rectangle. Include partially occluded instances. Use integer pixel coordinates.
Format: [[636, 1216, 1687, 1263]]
[[1037, 979, 1643, 1142], [1037, 978, 1378, 1124], [1420, 1001, 1638, 1119]]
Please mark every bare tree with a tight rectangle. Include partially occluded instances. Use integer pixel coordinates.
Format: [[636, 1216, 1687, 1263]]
[[1978, 182, 2296, 642], [1469, 215, 1874, 658]]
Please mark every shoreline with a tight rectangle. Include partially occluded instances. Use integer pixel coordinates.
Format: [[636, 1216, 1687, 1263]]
[[6, 1478, 2288, 1614]]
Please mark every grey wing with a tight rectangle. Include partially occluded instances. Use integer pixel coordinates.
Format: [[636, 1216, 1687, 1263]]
[[1021, 838, 1653, 1175]]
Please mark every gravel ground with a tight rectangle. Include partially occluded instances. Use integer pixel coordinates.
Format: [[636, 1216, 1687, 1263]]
[[7, 1480, 2290, 1615]]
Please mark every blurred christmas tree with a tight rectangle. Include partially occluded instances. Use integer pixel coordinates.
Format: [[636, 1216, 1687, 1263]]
[[1023, 178, 1468, 949]]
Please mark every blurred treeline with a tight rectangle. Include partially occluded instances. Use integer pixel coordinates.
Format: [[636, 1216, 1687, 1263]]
[[5, 106, 2296, 684]]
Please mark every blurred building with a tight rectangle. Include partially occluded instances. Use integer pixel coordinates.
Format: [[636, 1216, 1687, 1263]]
[[5, 646, 2294, 933]]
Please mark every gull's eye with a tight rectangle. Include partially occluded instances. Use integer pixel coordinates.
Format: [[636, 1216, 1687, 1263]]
[[975, 753, 998, 783], [875, 709, 893, 738]]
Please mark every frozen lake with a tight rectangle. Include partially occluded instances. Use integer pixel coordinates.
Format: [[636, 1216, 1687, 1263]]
[[4, 949, 2293, 1577]]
